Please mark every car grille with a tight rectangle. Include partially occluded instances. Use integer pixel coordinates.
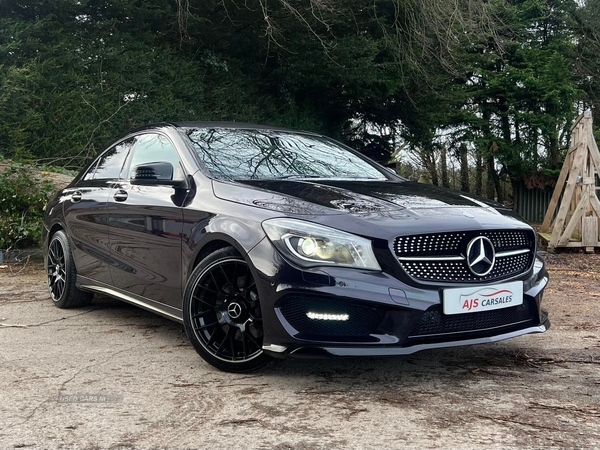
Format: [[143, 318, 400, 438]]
[[279, 296, 384, 340], [394, 230, 535, 283], [407, 301, 534, 341]]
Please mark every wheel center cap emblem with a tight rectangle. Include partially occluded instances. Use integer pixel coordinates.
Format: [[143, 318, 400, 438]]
[[227, 302, 242, 319], [466, 236, 496, 276]]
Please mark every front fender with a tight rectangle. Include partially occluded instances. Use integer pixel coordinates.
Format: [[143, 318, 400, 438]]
[[181, 212, 267, 285]]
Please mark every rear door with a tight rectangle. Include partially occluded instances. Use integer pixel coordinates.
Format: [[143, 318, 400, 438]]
[[107, 133, 185, 308], [63, 139, 134, 284]]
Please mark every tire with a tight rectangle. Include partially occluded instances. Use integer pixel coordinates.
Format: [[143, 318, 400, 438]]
[[183, 246, 272, 372], [47, 230, 93, 308]]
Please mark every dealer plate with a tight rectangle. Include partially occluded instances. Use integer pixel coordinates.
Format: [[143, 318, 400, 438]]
[[443, 280, 523, 315]]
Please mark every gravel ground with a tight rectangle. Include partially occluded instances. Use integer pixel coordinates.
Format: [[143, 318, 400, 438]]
[[0, 253, 599, 449]]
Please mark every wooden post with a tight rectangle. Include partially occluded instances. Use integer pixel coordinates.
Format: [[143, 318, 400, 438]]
[[583, 216, 598, 253]]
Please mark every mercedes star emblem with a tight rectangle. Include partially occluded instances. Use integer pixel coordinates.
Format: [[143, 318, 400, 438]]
[[227, 302, 243, 319], [466, 236, 496, 276]]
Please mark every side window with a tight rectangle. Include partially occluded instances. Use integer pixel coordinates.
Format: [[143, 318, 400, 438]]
[[93, 138, 135, 180], [127, 133, 182, 180]]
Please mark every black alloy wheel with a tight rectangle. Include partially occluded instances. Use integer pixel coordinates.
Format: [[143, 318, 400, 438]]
[[183, 247, 271, 372], [48, 236, 67, 301], [47, 230, 93, 308]]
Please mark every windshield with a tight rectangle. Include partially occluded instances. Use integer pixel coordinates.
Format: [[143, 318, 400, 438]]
[[185, 128, 388, 181]]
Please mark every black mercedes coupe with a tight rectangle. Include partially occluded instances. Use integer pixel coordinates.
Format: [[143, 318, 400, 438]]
[[43, 123, 550, 372]]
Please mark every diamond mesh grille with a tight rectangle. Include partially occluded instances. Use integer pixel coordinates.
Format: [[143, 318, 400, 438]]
[[394, 230, 535, 284]]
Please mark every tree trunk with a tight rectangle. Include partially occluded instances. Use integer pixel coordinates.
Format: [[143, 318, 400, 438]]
[[511, 178, 519, 211], [498, 96, 512, 143], [531, 126, 539, 167], [548, 131, 560, 169], [487, 155, 503, 203], [481, 106, 494, 199], [421, 148, 439, 186], [440, 145, 450, 188], [428, 155, 439, 186], [486, 171, 495, 199], [460, 144, 470, 192], [475, 148, 483, 196]]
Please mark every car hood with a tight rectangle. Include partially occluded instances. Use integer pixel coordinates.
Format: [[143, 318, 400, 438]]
[[212, 179, 531, 237]]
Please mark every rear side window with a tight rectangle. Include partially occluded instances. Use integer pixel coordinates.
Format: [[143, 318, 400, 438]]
[[91, 138, 136, 180], [82, 160, 99, 181], [126, 133, 182, 179]]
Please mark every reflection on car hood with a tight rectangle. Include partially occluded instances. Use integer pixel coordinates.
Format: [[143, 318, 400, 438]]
[[213, 179, 514, 218]]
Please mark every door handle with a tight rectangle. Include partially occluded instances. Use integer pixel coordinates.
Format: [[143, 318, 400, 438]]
[[71, 191, 82, 203], [113, 190, 128, 202]]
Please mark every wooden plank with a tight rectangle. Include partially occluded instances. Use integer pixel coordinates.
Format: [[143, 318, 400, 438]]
[[549, 142, 587, 247], [574, 128, 587, 236], [538, 232, 552, 244], [583, 177, 596, 185], [568, 124, 580, 154], [570, 112, 585, 132], [587, 149, 595, 216], [540, 147, 572, 232], [583, 216, 598, 248], [589, 193, 600, 218], [557, 191, 589, 246], [587, 127, 600, 172], [573, 187, 581, 236], [562, 240, 600, 247], [540, 232, 579, 246]]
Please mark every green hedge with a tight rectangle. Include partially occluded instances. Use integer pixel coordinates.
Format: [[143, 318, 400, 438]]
[[0, 164, 55, 249]]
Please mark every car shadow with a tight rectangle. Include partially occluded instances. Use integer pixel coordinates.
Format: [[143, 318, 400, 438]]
[[89, 294, 552, 384]]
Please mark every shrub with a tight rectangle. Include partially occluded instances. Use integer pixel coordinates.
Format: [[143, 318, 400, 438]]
[[0, 163, 55, 249]]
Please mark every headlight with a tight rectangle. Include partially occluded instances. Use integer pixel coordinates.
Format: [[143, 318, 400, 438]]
[[261, 218, 381, 271]]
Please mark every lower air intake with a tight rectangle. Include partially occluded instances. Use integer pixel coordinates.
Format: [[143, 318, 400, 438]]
[[279, 296, 384, 340], [407, 301, 534, 341]]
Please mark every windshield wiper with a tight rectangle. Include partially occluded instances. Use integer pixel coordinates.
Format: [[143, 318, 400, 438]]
[[268, 174, 324, 180], [243, 174, 383, 181]]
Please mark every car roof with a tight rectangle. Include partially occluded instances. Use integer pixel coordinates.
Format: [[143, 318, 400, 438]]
[[128, 122, 323, 136]]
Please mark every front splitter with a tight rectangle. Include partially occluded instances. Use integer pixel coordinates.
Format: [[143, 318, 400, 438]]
[[263, 321, 549, 358]]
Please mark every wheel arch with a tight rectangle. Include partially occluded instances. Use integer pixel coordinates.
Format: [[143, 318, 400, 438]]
[[185, 233, 256, 286], [48, 222, 65, 240], [44, 221, 66, 264], [45, 219, 82, 274]]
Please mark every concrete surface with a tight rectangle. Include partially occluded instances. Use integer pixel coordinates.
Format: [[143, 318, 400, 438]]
[[0, 253, 599, 449]]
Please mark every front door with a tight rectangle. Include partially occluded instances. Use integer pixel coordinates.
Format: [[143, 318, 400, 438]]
[[107, 133, 185, 308]]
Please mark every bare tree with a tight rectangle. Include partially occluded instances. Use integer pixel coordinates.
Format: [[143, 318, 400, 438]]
[[459, 144, 469, 192], [475, 147, 483, 196], [440, 145, 450, 188]]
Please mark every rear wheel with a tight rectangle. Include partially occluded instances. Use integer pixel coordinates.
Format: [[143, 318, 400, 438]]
[[183, 247, 271, 372], [47, 230, 93, 308]]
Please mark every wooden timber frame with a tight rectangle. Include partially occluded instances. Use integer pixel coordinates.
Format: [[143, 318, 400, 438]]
[[540, 111, 600, 253]]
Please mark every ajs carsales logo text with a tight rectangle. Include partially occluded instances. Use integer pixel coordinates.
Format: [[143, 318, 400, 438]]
[[459, 288, 514, 311]]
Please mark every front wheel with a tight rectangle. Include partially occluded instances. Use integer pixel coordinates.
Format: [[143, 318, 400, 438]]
[[183, 247, 272, 372]]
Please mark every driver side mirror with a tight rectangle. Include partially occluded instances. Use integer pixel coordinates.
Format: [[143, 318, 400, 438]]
[[131, 162, 184, 187]]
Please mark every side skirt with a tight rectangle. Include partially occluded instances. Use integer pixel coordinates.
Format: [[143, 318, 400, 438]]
[[77, 275, 183, 323]]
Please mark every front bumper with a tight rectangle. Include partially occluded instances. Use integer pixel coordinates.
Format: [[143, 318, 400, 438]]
[[270, 324, 549, 357], [247, 238, 550, 358]]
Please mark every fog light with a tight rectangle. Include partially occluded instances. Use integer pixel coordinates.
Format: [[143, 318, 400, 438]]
[[306, 312, 349, 321]]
